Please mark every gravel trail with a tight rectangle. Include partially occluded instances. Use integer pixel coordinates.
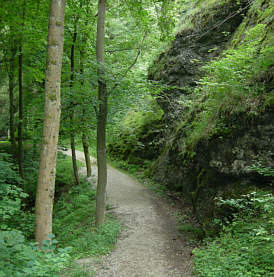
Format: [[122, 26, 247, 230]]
[[63, 149, 193, 277]]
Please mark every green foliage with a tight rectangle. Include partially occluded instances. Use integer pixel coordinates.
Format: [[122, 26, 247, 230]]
[[108, 95, 164, 165], [55, 152, 77, 189], [0, 230, 71, 277], [193, 191, 274, 276], [176, 0, 241, 33], [53, 180, 121, 258], [184, 23, 273, 148], [0, 153, 34, 236], [247, 161, 274, 178]]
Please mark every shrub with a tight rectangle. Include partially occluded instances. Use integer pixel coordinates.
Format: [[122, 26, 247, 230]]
[[186, 23, 274, 148], [0, 153, 28, 230], [108, 96, 164, 164], [53, 180, 121, 258], [0, 230, 71, 277], [193, 190, 274, 276]]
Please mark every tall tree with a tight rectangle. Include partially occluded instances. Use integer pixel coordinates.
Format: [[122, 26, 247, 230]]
[[7, 45, 17, 156], [69, 23, 80, 185], [18, 40, 24, 179], [35, 0, 66, 246], [95, 0, 107, 227], [80, 45, 92, 177], [18, 1, 26, 179]]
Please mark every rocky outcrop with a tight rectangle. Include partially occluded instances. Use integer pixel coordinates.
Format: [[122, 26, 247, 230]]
[[148, 0, 274, 201], [151, 108, 274, 190], [108, 0, 274, 209], [148, 0, 247, 112]]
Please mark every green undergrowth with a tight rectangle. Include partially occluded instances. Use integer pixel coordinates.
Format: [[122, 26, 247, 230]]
[[179, 22, 273, 150], [0, 151, 72, 277], [177, 0, 243, 34], [1, 147, 120, 277], [56, 152, 84, 189], [60, 135, 97, 158], [108, 96, 164, 165], [193, 190, 274, 277], [53, 180, 121, 259]]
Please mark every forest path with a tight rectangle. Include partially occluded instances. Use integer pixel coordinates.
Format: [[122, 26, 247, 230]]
[[63, 149, 193, 277]]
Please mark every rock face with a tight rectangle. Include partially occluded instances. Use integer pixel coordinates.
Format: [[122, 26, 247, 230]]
[[108, 0, 273, 210], [148, 0, 246, 112], [151, 108, 274, 192], [148, 0, 274, 201]]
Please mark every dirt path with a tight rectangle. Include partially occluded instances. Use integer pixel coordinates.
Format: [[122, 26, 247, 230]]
[[63, 149, 193, 277]]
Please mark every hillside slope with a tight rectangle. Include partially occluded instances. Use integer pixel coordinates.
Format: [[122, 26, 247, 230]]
[[109, 0, 273, 217]]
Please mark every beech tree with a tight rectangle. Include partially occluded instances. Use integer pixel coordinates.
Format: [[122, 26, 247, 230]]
[[35, 0, 66, 246], [95, 0, 107, 227], [69, 22, 80, 185]]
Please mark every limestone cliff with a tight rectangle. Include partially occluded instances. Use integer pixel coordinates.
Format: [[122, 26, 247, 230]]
[[109, 0, 273, 214], [148, 0, 273, 207]]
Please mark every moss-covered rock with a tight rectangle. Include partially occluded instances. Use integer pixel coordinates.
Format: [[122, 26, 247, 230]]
[[148, 0, 248, 112], [148, 0, 274, 221], [110, 1, 273, 224]]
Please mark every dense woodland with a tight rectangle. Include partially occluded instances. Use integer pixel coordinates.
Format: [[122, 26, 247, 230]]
[[0, 0, 273, 276]]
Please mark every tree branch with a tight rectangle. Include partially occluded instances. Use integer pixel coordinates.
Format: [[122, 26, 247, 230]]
[[106, 47, 139, 53], [110, 32, 147, 93]]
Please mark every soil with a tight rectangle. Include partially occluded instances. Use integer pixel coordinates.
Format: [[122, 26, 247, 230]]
[[63, 149, 194, 277]]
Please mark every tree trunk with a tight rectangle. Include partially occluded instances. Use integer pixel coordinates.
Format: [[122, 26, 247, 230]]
[[35, 0, 65, 246], [69, 26, 80, 185], [17, 3, 25, 179], [80, 47, 92, 177], [8, 47, 17, 156], [70, 114, 80, 185], [18, 44, 24, 179], [82, 132, 91, 177], [95, 0, 107, 228]]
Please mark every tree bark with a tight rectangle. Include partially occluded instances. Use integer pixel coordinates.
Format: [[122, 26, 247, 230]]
[[82, 132, 91, 177], [8, 46, 17, 156], [80, 46, 92, 177], [35, 0, 65, 246], [95, 0, 107, 228], [18, 44, 24, 179], [17, 3, 25, 179], [69, 25, 80, 185]]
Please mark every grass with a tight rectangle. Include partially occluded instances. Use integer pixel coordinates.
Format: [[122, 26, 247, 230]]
[[193, 191, 274, 276], [53, 175, 121, 259], [54, 154, 121, 276], [0, 141, 120, 276], [56, 152, 84, 186]]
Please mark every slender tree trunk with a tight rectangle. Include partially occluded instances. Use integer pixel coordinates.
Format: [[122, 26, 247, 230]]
[[18, 44, 24, 179], [35, 0, 65, 246], [17, 3, 26, 179], [82, 132, 91, 177], [70, 117, 80, 185], [80, 48, 91, 177], [8, 47, 17, 156], [95, 0, 107, 227], [69, 26, 80, 185]]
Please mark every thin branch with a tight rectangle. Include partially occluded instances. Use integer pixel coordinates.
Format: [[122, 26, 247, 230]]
[[192, 1, 254, 40], [106, 47, 139, 53], [110, 32, 147, 92]]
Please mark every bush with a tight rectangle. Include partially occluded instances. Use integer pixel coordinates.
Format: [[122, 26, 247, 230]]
[[53, 180, 121, 258], [186, 23, 274, 148], [0, 153, 31, 231], [108, 96, 164, 164], [55, 152, 76, 188], [193, 191, 274, 276], [0, 230, 71, 277]]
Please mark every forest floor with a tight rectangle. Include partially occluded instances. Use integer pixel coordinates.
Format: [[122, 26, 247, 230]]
[[63, 149, 194, 277]]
